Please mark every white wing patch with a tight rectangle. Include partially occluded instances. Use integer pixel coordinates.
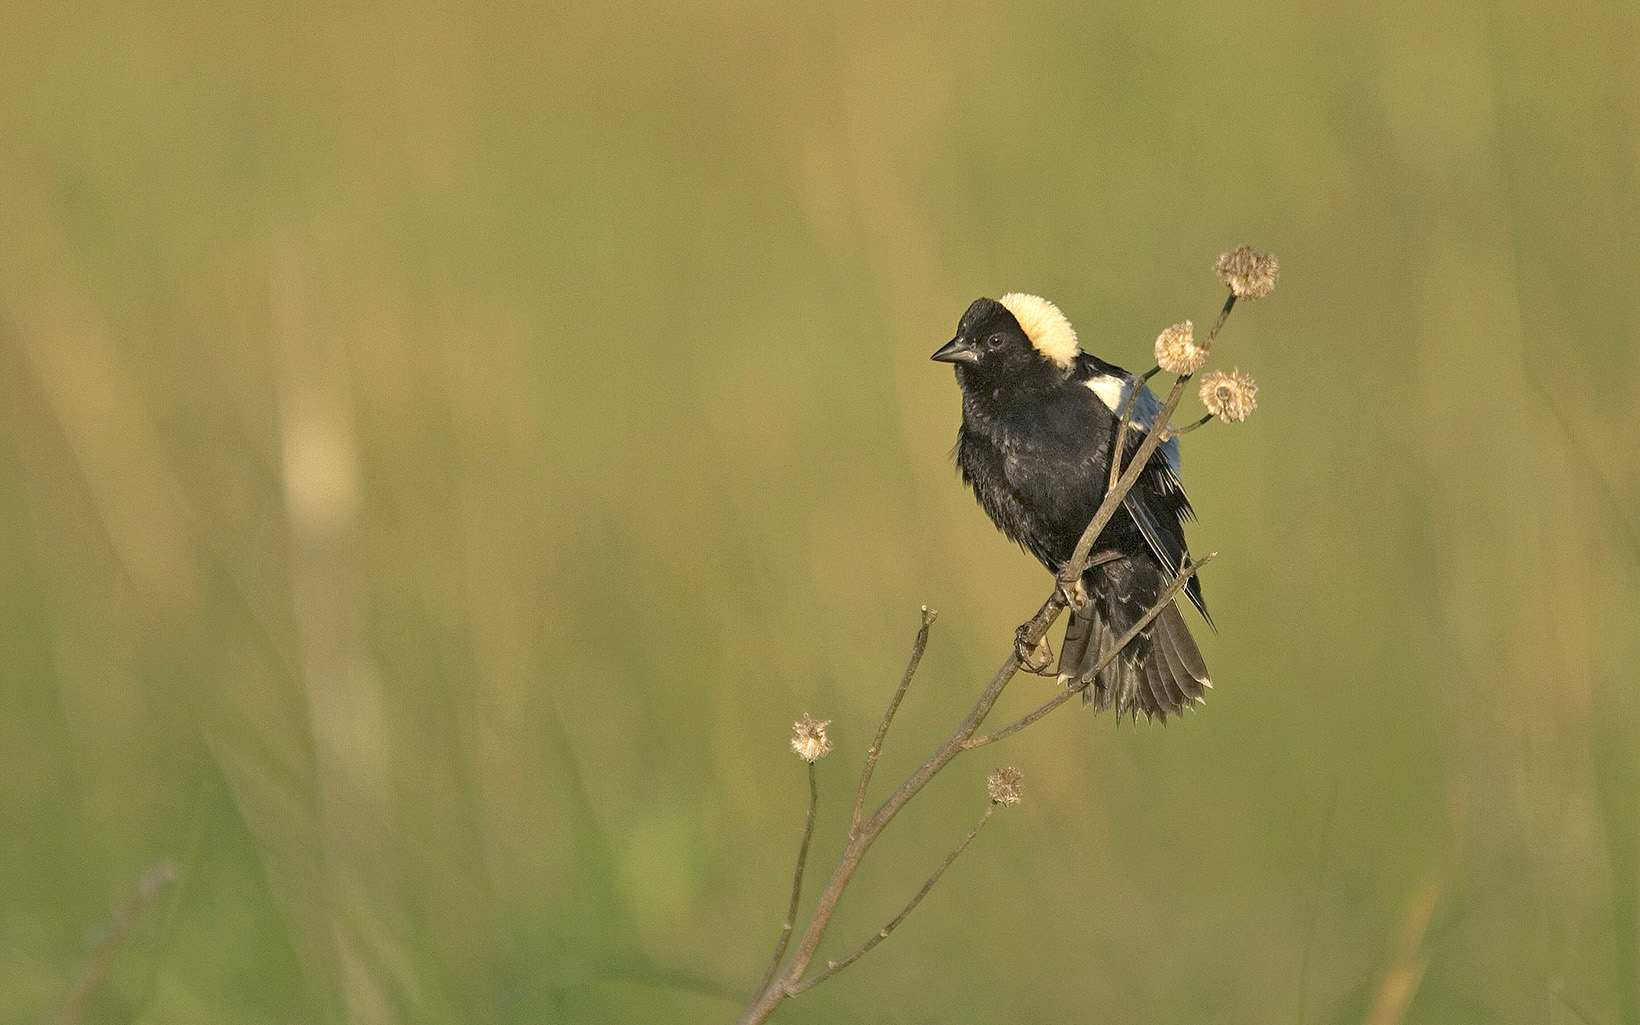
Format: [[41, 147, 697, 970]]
[[998, 293, 1079, 369], [1083, 374, 1127, 411]]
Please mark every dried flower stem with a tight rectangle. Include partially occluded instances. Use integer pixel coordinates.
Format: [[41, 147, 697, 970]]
[[1106, 376, 1149, 497], [754, 762, 820, 1001], [1166, 414, 1214, 439], [852, 607, 937, 839], [963, 553, 1214, 749], [1204, 291, 1237, 347], [792, 803, 996, 994]]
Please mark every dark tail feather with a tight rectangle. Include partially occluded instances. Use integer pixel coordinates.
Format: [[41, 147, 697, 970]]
[[1056, 599, 1210, 722], [1155, 602, 1210, 705], [1056, 605, 1143, 717], [1148, 636, 1190, 713], [1057, 607, 1118, 711]]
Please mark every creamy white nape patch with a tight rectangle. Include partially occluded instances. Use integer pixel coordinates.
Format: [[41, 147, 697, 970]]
[[1084, 374, 1127, 412], [998, 293, 1080, 369]]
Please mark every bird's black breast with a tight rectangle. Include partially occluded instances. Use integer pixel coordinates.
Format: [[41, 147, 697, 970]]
[[956, 383, 1125, 572]]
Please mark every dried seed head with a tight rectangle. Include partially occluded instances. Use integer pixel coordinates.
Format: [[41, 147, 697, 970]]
[[987, 766, 1023, 806], [791, 714, 832, 762], [1199, 369, 1259, 423], [1213, 245, 1279, 299], [1153, 320, 1207, 375]]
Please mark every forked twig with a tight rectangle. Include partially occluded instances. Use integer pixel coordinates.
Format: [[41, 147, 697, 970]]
[[793, 804, 996, 993]]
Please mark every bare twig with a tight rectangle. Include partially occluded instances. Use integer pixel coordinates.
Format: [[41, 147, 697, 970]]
[[1165, 413, 1214, 439], [963, 552, 1214, 749], [1204, 291, 1237, 348], [754, 762, 820, 1002], [792, 804, 996, 994], [1107, 373, 1146, 496], [852, 607, 937, 839]]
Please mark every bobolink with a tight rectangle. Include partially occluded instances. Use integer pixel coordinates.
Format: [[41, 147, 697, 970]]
[[933, 294, 1209, 721]]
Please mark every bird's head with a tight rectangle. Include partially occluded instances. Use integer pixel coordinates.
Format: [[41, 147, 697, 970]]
[[931, 294, 1080, 388]]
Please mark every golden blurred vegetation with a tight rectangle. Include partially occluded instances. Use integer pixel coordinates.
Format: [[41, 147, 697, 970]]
[[2, 0, 1637, 1022]]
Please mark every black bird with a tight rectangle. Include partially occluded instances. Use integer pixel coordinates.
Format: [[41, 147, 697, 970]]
[[932, 294, 1210, 721]]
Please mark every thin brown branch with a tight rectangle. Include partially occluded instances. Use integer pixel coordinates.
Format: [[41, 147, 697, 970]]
[[753, 762, 820, 1002], [1165, 413, 1214, 439], [852, 607, 937, 839], [1203, 291, 1237, 348], [792, 804, 996, 994], [1107, 373, 1146, 496], [962, 552, 1215, 749]]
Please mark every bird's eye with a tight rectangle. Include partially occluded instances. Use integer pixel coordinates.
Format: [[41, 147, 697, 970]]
[[986, 333, 1004, 349]]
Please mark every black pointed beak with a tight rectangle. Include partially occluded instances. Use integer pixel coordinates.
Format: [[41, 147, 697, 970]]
[[931, 337, 979, 364]]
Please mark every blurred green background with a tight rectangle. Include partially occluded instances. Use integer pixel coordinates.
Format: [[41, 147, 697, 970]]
[[3, 0, 1638, 1022]]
